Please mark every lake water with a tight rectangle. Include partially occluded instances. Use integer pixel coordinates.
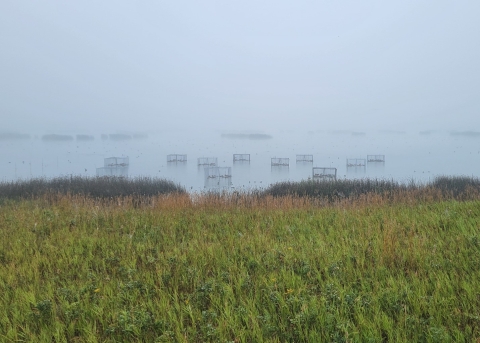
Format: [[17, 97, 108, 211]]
[[1, 130, 479, 192]]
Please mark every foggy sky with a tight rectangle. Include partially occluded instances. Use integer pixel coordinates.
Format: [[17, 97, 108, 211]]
[[1, 1, 479, 133]]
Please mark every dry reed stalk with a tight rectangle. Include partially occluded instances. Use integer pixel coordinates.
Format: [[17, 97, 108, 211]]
[[22, 186, 480, 213]]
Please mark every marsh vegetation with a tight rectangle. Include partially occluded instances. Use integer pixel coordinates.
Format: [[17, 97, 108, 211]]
[[0, 176, 185, 200], [1, 176, 480, 341]]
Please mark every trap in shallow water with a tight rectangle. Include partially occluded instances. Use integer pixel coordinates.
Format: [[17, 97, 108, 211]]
[[198, 157, 217, 166], [104, 156, 129, 167], [346, 158, 366, 167], [367, 155, 385, 163], [233, 154, 250, 162], [296, 154, 313, 163], [204, 166, 232, 179], [312, 167, 337, 180], [271, 157, 289, 167], [204, 167, 232, 190], [167, 154, 187, 163]]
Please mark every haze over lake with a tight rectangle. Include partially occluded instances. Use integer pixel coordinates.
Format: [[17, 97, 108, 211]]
[[1, 130, 479, 192], [2, 2, 479, 189]]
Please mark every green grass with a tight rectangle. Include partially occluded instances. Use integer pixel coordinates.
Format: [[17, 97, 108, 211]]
[[1, 189, 480, 342]]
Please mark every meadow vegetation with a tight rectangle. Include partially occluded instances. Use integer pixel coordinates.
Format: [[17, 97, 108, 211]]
[[1, 176, 480, 342]]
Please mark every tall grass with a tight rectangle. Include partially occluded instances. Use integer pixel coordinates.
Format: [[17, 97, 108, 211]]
[[431, 175, 480, 198], [262, 178, 408, 199], [262, 176, 480, 202], [1, 190, 480, 342], [2, 176, 479, 203]]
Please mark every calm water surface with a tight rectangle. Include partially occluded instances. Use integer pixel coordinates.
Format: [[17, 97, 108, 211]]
[[1, 130, 479, 192]]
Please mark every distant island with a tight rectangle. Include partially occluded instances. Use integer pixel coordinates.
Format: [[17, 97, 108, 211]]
[[0, 132, 31, 140], [109, 133, 132, 140], [42, 134, 74, 142], [221, 133, 272, 140], [101, 133, 148, 140], [450, 131, 480, 137], [419, 130, 436, 135], [76, 134, 95, 141]]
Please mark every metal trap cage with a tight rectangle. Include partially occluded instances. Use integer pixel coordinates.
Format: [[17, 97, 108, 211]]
[[167, 154, 187, 162], [204, 167, 232, 180], [233, 154, 250, 162], [367, 155, 385, 163], [346, 159, 366, 167], [271, 157, 289, 166], [198, 157, 218, 166], [104, 156, 129, 167], [296, 154, 313, 163], [312, 167, 337, 180]]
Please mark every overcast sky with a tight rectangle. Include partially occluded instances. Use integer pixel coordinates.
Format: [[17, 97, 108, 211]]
[[1, 1, 479, 133]]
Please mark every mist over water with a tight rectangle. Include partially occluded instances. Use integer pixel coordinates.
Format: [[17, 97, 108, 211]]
[[1, 130, 478, 192], [2, 2, 479, 181]]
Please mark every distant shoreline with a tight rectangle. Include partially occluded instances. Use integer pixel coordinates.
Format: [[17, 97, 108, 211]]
[[221, 133, 272, 140]]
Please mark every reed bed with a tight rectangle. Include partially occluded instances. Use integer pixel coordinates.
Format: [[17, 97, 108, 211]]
[[263, 178, 406, 199], [0, 176, 185, 200], [1, 177, 480, 341], [262, 176, 480, 200], [2, 175, 479, 204]]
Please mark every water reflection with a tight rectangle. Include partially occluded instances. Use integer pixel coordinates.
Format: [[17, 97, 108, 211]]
[[96, 166, 129, 177], [271, 165, 289, 183], [296, 161, 313, 180], [366, 161, 385, 179], [167, 160, 188, 186], [204, 177, 232, 190], [346, 165, 366, 178]]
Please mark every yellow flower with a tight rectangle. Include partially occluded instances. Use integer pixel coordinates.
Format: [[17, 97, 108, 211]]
[[285, 288, 294, 295], [94, 288, 101, 293]]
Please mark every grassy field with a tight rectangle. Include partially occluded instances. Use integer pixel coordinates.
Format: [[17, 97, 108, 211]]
[[1, 177, 480, 342]]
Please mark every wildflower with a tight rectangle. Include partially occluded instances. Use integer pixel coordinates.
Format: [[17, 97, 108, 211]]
[[94, 288, 101, 293], [285, 288, 294, 295], [288, 247, 293, 251], [185, 299, 189, 305]]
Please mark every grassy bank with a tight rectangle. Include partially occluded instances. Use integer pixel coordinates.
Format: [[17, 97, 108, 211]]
[[1, 188, 480, 342]]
